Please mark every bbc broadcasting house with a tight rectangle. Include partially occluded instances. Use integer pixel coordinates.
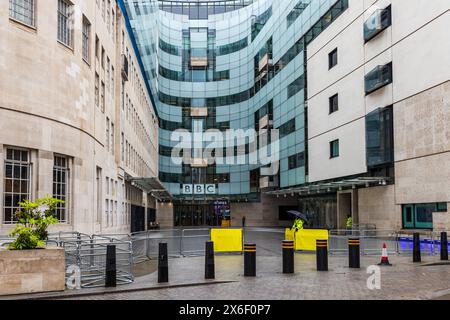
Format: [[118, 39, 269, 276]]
[[0, 0, 449, 236]]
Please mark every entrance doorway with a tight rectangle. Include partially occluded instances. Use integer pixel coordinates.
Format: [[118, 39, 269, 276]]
[[174, 200, 230, 227], [402, 204, 435, 229]]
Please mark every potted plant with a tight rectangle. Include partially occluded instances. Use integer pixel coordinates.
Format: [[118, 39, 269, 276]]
[[0, 196, 66, 296]]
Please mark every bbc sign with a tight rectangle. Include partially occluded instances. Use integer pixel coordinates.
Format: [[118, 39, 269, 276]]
[[182, 184, 217, 195]]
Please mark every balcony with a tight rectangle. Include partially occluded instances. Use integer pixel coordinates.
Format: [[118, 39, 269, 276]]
[[365, 62, 392, 95], [364, 6, 392, 42], [121, 54, 129, 81]]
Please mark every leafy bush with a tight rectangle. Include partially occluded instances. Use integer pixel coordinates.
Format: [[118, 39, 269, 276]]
[[8, 196, 62, 250]]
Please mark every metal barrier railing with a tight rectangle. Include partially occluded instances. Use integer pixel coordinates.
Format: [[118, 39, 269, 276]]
[[329, 229, 449, 256], [62, 235, 133, 288]]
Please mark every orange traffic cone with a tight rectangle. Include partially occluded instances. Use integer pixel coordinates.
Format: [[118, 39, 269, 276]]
[[378, 243, 392, 266]]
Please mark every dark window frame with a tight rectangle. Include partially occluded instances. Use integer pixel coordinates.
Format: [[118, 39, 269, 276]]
[[330, 139, 340, 158], [328, 48, 338, 69], [329, 93, 339, 114]]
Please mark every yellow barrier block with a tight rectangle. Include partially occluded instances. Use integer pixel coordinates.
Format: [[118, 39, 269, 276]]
[[295, 229, 329, 251], [211, 228, 243, 253]]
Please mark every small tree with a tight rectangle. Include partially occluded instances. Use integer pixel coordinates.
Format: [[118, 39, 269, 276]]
[[8, 196, 63, 250]]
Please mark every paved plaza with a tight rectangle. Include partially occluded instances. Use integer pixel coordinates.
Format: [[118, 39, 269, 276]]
[[57, 254, 450, 300]]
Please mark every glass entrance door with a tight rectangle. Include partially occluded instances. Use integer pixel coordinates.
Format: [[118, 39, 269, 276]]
[[402, 204, 433, 229], [174, 202, 218, 227], [402, 205, 414, 229]]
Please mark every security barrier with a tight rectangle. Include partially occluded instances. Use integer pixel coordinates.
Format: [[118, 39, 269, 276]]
[[285, 229, 329, 251], [211, 228, 243, 253]]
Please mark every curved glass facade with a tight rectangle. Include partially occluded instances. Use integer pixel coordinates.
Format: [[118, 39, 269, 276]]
[[120, 0, 349, 201]]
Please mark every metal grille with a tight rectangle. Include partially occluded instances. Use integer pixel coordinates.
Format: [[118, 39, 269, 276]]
[[9, 0, 35, 27], [53, 155, 69, 223], [3, 148, 31, 224], [57, 0, 73, 47]]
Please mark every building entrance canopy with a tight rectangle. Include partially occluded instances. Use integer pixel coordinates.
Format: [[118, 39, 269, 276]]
[[265, 177, 390, 197], [129, 177, 173, 201]]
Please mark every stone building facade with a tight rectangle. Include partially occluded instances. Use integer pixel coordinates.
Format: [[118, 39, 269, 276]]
[[0, 0, 159, 235]]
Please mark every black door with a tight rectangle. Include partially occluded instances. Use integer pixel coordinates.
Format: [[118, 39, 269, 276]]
[[131, 205, 145, 233]]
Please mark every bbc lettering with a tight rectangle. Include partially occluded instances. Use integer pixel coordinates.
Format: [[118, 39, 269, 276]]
[[182, 184, 216, 195]]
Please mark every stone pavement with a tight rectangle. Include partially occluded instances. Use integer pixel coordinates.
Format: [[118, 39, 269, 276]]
[[51, 253, 450, 300]]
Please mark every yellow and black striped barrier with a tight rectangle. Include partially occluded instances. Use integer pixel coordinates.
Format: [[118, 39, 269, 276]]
[[282, 240, 294, 274], [244, 244, 256, 277], [316, 239, 328, 271], [348, 238, 360, 268]]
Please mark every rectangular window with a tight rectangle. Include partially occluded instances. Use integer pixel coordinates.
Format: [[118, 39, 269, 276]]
[[330, 139, 340, 158], [110, 122, 115, 155], [4, 148, 31, 224], [53, 155, 69, 223], [329, 93, 339, 114], [9, 0, 35, 27], [106, 117, 110, 152], [288, 152, 305, 170], [287, 0, 310, 28], [101, 81, 105, 112], [279, 119, 296, 138], [287, 75, 305, 99], [95, 73, 99, 107], [366, 106, 394, 167], [57, 0, 74, 48], [82, 17, 91, 63], [328, 48, 338, 69]]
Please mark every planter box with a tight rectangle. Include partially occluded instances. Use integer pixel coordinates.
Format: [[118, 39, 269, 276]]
[[0, 247, 65, 296]]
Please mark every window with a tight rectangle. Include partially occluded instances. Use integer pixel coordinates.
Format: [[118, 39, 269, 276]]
[[53, 155, 69, 223], [328, 48, 338, 69], [329, 94, 339, 114], [364, 5, 392, 42], [110, 122, 115, 155], [287, 0, 310, 28], [366, 106, 394, 167], [106, 117, 110, 152], [82, 17, 91, 63], [101, 81, 105, 112], [288, 152, 305, 170], [279, 119, 296, 138], [57, 0, 74, 48], [95, 73, 99, 107], [4, 148, 31, 224], [365, 62, 393, 95], [9, 0, 35, 27], [287, 75, 305, 99], [330, 139, 340, 158]]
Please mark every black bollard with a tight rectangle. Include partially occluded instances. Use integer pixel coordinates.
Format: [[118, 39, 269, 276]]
[[348, 238, 360, 269], [282, 240, 295, 274], [205, 241, 215, 279], [244, 243, 256, 277], [413, 233, 421, 263], [158, 242, 169, 283], [316, 239, 328, 271], [105, 245, 117, 287], [441, 232, 449, 261]]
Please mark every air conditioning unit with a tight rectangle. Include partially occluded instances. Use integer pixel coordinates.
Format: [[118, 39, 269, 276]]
[[121, 54, 129, 81]]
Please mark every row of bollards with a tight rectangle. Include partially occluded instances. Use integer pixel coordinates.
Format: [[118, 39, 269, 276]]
[[103, 231, 449, 287]]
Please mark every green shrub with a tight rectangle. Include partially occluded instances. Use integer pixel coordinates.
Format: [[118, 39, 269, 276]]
[[8, 196, 62, 250]]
